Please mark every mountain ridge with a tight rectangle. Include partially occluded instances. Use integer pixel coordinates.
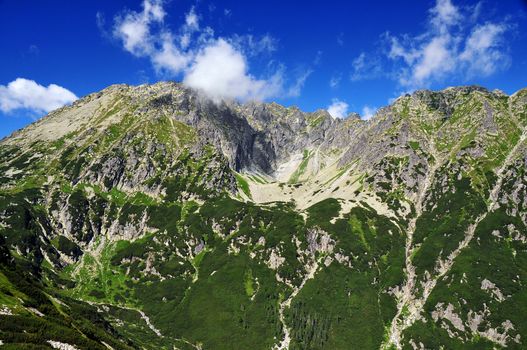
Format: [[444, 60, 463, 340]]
[[0, 82, 527, 349]]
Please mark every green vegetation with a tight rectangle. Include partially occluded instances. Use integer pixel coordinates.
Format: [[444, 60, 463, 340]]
[[1, 84, 526, 349], [244, 268, 255, 297], [289, 149, 313, 183], [412, 174, 486, 277], [235, 172, 252, 198], [0, 243, 136, 349], [308, 114, 326, 128], [403, 205, 527, 348]]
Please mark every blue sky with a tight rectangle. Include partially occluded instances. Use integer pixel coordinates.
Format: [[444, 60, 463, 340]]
[[1, 0, 526, 138]]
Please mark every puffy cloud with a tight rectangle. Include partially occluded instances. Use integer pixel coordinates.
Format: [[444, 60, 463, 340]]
[[113, 0, 165, 56], [112, 0, 191, 77], [183, 39, 282, 101], [460, 23, 509, 77], [430, 0, 462, 32], [361, 106, 377, 120], [327, 99, 349, 119], [406, 36, 455, 86], [351, 0, 511, 89], [385, 0, 510, 88], [388, 38, 419, 65], [110, 0, 305, 102], [0, 78, 77, 114], [151, 32, 191, 74]]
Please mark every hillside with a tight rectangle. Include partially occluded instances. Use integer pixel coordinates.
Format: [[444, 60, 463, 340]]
[[1, 82, 527, 349]]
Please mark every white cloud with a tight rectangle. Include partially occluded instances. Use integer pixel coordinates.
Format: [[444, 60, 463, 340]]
[[112, 0, 193, 77], [361, 106, 377, 120], [184, 39, 282, 101], [382, 0, 511, 88], [388, 38, 419, 65], [151, 32, 191, 74], [407, 36, 454, 86], [113, 0, 165, 56], [430, 0, 462, 32], [460, 23, 509, 77], [0, 78, 77, 114], [327, 99, 349, 119], [110, 0, 305, 102], [287, 69, 313, 98]]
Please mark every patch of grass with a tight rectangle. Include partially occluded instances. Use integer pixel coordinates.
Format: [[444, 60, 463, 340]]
[[244, 268, 255, 297], [235, 173, 252, 198]]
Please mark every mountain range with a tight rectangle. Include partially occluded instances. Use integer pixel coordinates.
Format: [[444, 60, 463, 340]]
[[0, 82, 526, 349]]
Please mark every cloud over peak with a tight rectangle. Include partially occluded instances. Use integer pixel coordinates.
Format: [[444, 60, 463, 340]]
[[110, 0, 305, 102], [183, 39, 282, 101], [327, 99, 349, 119]]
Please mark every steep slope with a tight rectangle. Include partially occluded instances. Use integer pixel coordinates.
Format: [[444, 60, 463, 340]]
[[0, 82, 526, 349]]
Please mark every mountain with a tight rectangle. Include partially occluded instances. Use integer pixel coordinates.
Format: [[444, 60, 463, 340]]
[[1, 81, 526, 349]]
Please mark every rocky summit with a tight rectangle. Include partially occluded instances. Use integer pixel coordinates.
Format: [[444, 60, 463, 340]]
[[1, 81, 527, 349]]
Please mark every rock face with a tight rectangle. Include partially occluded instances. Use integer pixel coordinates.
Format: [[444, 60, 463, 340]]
[[1, 82, 351, 176], [0, 82, 527, 350]]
